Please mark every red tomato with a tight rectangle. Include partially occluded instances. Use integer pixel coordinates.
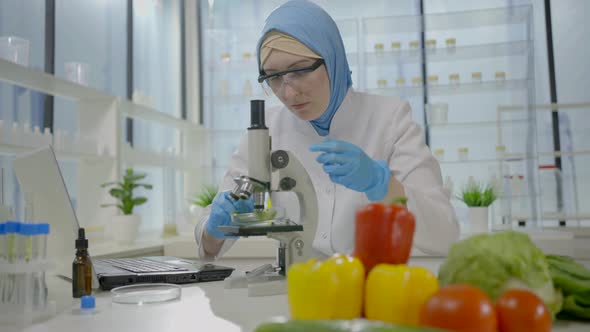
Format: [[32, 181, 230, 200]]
[[420, 284, 497, 332], [496, 289, 552, 332]]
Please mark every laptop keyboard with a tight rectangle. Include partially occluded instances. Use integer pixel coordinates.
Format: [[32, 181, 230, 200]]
[[99, 258, 189, 273]]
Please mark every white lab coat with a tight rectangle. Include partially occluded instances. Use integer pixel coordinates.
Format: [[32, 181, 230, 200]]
[[195, 89, 460, 259]]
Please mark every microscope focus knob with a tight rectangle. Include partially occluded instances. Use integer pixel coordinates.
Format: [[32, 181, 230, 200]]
[[294, 239, 304, 256], [279, 177, 297, 191], [271, 150, 289, 169]]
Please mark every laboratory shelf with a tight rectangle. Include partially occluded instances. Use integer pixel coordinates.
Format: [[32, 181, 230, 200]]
[[205, 94, 270, 104], [362, 5, 531, 34], [428, 119, 528, 129], [438, 156, 531, 165], [363, 40, 530, 66], [117, 99, 201, 133], [498, 102, 590, 113], [368, 79, 528, 97], [206, 53, 358, 70], [0, 59, 199, 134], [539, 150, 590, 158], [0, 58, 109, 101], [0, 143, 114, 162]]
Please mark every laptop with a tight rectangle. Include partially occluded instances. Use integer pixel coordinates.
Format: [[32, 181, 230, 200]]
[[13, 145, 234, 290]]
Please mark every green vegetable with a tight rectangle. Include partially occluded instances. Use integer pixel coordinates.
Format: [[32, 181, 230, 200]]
[[438, 231, 562, 317], [256, 209, 277, 220], [546, 255, 590, 320], [254, 319, 444, 332]]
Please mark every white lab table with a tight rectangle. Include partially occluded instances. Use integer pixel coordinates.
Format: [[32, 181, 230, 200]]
[[18, 258, 590, 332]]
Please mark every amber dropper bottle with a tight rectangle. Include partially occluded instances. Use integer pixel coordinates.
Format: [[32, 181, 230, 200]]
[[72, 227, 92, 298]]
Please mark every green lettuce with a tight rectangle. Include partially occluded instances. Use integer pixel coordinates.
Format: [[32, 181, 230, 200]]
[[438, 231, 562, 316]]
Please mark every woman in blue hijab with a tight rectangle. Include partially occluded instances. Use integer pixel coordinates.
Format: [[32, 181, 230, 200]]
[[197, 0, 459, 259]]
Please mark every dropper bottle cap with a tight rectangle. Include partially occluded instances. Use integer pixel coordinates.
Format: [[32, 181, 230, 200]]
[[76, 227, 88, 249]]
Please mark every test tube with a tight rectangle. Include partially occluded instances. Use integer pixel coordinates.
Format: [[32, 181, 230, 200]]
[[0, 223, 4, 306], [34, 224, 49, 261], [17, 223, 35, 307], [36, 223, 49, 308], [0, 223, 5, 262], [5, 222, 18, 263], [4, 222, 19, 305]]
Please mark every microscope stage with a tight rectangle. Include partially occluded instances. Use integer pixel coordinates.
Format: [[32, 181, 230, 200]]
[[218, 220, 303, 237]]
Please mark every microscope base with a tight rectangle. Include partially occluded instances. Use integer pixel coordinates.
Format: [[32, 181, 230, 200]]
[[224, 266, 286, 297]]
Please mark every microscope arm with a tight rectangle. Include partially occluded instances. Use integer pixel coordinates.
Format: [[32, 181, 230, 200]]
[[268, 150, 319, 271]]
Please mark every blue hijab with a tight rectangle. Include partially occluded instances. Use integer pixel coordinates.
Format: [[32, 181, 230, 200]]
[[257, 0, 352, 136]]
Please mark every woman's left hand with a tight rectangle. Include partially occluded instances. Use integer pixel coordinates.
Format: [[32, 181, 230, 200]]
[[309, 138, 390, 201]]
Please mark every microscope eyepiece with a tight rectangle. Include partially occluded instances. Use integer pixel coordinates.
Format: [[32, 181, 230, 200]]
[[249, 100, 267, 129]]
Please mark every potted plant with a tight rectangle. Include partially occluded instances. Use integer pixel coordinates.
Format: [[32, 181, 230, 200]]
[[189, 185, 218, 218], [458, 178, 498, 233], [101, 168, 152, 244]]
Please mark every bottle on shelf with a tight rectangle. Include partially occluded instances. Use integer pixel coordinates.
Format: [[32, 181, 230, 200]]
[[11, 122, 20, 146], [42, 128, 52, 147], [495, 71, 506, 84], [426, 39, 437, 50], [426, 103, 449, 125], [471, 72, 482, 83], [374, 43, 384, 55], [23, 123, 32, 147], [445, 38, 457, 51], [434, 148, 445, 161], [427, 75, 439, 85], [409, 40, 420, 53], [458, 147, 469, 161]]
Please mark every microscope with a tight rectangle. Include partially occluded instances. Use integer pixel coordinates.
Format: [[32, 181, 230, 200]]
[[218, 100, 319, 295]]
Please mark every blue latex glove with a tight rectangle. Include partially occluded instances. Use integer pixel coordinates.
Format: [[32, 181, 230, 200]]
[[309, 139, 391, 201], [206, 191, 254, 239]]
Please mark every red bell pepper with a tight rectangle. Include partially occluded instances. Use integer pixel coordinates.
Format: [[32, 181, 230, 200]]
[[353, 200, 416, 272]]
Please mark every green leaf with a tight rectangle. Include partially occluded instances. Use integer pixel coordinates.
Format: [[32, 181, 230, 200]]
[[132, 197, 148, 206], [390, 196, 408, 206], [191, 185, 218, 207], [102, 168, 151, 214], [124, 173, 146, 182], [458, 180, 497, 207], [109, 188, 126, 200]]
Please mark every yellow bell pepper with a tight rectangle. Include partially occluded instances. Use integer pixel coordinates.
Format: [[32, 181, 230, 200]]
[[287, 254, 365, 320], [365, 264, 439, 326]]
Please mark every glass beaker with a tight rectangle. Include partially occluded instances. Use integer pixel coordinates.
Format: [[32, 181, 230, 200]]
[[539, 165, 563, 221], [65, 62, 90, 86], [0, 36, 30, 67]]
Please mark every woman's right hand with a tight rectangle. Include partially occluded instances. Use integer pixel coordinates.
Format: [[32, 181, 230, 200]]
[[206, 191, 254, 238]]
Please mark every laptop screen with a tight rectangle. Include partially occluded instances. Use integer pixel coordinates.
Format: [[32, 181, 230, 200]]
[[13, 146, 81, 271]]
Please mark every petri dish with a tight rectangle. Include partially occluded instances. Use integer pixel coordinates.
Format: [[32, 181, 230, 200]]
[[231, 207, 285, 224], [111, 283, 181, 305]]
